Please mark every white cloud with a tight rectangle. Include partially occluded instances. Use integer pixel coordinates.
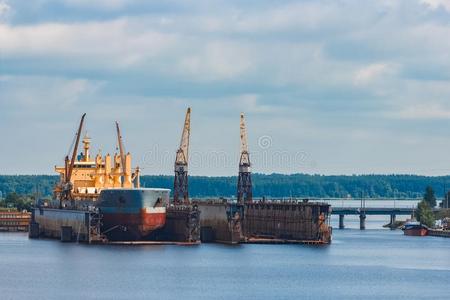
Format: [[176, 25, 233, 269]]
[[63, 0, 133, 10], [353, 63, 397, 85], [233, 94, 273, 114], [178, 41, 254, 80], [0, 0, 10, 18], [420, 0, 450, 11], [0, 19, 177, 68], [389, 103, 450, 120], [0, 75, 104, 111], [4, 0, 450, 175]]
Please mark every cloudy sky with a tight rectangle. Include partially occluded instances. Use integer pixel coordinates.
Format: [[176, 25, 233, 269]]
[[1, 0, 450, 176]]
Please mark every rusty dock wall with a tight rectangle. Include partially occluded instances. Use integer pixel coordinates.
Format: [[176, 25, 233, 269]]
[[243, 201, 331, 243], [194, 200, 332, 244], [150, 205, 201, 243], [194, 201, 242, 244]]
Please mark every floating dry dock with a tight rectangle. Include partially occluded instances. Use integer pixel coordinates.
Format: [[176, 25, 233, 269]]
[[195, 199, 332, 245], [29, 199, 332, 245]]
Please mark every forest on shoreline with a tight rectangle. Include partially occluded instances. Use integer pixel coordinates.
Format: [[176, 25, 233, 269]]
[[1, 174, 450, 199]]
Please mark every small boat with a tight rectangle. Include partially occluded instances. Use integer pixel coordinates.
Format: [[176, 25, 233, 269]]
[[401, 220, 428, 236]]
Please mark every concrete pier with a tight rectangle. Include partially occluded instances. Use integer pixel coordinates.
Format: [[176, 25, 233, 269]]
[[339, 214, 345, 229], [359, 214, 366, 230], [389, 214, 396, 230]]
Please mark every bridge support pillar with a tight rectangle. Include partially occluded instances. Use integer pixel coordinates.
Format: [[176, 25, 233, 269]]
[[390, 214, 396, 230], [359, 214, 366, 230], [339, 214, 345, 229]]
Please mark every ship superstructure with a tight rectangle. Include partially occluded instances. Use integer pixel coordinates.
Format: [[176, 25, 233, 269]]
[[54, 137, 140, 201], [53, 115, 140, 209]]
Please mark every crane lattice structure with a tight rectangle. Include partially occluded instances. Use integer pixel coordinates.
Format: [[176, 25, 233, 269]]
[[237, 113, 252, 204], [174, 108, 191, 204], [61, 113, 86, 205]]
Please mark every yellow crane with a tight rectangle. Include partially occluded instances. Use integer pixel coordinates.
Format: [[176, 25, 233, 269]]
[[237, 113, 252, 203], [115, 121, 126, 187], [174, 107, 191, 204]]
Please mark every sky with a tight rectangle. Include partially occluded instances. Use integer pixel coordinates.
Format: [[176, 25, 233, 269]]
[[1, 0, 450, 176]]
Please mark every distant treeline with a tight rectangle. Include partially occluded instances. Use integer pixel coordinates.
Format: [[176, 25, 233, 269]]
[[1, 174, 450, 199]]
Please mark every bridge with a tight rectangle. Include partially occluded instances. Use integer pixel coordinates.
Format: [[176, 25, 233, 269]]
[[331, 207, 441, 230], [331, 207, 414, 230]]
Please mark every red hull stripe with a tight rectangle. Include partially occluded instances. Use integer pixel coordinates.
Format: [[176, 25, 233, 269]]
[[102, 212, 166, 233]]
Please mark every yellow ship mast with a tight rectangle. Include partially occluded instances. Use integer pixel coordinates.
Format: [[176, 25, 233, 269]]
[[115, 121, 126, 188]]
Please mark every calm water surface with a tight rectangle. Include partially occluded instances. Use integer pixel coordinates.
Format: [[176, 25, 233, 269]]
[[1, 220, 449, 300]]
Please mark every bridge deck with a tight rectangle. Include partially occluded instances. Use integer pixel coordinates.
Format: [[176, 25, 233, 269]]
[[331, 207, 418, 215]]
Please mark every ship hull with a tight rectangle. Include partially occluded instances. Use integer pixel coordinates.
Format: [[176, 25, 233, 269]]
[[102, 210, 166, 240], [99, 188, 169, 241], [403, 228, 428, 236], [402, 223, 428, 236]]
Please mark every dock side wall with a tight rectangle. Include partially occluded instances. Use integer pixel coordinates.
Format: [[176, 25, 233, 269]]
[[195, 202, 242, 243], [243, 202, 331, 241], [33, 208, 90, 242]]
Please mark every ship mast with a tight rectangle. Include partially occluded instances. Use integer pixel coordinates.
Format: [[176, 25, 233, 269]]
[[237, 113, 252, 204], [115, 121, 126, 188], [174, 107, 191, 204]]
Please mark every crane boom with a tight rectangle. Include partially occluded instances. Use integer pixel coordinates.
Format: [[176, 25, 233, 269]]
[[175, 107, 191, 165], [115, 121, 126, 187], [239, 113, 250, 166], [67, 113, 86, 184]]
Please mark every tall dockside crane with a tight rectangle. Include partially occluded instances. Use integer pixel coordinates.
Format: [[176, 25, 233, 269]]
[[62, 113, 86, 204], [115, 121, 126, 187], [237, 113, 252, 203], [174, 108, 191, 204]]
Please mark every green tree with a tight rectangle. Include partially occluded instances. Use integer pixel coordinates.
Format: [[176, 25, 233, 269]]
[[417, 200, 435, 227], [5, 192, 21, 208], [2, 192, 33, 211], [423, 186, 437, 207]]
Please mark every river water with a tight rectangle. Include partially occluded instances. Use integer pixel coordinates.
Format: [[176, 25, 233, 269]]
[[1, 215, 449, 300]]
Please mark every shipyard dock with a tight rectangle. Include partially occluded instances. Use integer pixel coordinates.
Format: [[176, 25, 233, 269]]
[[29, 199, 332, 245], [27, 110, 332, 246]]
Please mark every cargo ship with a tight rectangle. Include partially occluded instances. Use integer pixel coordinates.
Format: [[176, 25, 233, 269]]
[[30, 113, 169, 242]]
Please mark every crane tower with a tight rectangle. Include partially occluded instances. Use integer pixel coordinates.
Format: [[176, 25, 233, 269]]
[[174, 108, 191, 204], [237, 113, 252, 203]]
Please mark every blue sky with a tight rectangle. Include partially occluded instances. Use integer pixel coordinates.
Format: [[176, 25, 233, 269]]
[[1, 0, 450, 175]]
